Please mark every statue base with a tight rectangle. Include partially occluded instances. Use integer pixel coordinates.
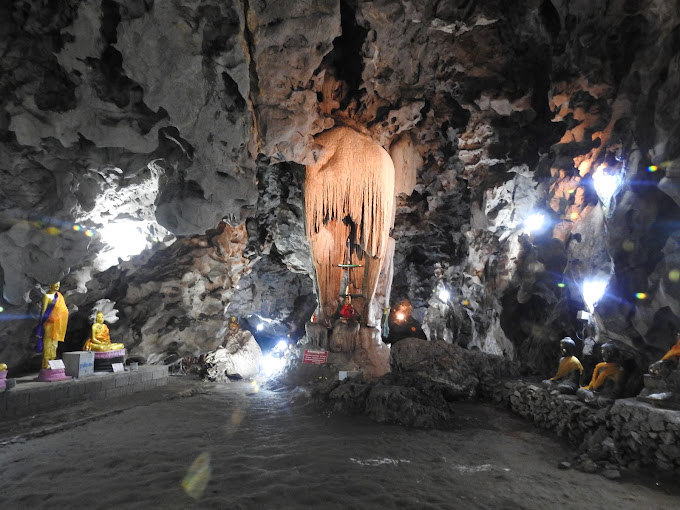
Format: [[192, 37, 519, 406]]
[[35, 368, 72, 382], [637, 372, 680, 409], [0, 371, 6, 389], [93, 349, 127, 372]]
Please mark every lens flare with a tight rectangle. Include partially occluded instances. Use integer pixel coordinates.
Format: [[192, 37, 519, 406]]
[[635, 292, 647, 300], [622, 240, 635, 252], [72, 225, 82, 232], [85, 230, 94, 237], [45, 227, 60, 235], [647, 165, 658, 173], [569, 212, 579, 221], [669, 269, 680, 282], [0, 306, 4, 312], [181, 452, 211, 501], [557, 283, 566, 288]]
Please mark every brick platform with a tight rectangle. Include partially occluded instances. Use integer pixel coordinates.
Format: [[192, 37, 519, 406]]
[[0, 365, 169, 419]]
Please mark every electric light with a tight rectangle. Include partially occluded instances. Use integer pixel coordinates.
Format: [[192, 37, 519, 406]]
[[592, 165, 621, 204], [0, 306, 4, 312], [256, 323, 264, 332], [582, 278, 608, 311], [260, 353, 285, 378], [524, 213, 545, 233], [274, 339, 288, 351], [396, 312, 405, 321], [438, 289, 450, 302]]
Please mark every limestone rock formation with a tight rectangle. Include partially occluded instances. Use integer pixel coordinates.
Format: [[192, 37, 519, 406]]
[[3, 0, 680, 382], [202, 330, 262, 382]]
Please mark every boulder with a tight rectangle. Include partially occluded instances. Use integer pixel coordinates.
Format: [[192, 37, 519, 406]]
[[202, 330, 262, 382]]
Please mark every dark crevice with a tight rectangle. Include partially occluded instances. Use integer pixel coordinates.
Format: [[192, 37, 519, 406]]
[[317, 0, 368, 111]]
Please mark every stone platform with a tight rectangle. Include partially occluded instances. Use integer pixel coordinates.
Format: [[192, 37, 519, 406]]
[[496, 380, 680, 473], [0, 365, 168, 420]]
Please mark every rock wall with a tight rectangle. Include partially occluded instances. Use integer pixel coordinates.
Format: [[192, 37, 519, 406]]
[[3, 0, 680, 379], [500, 381, 680, 474]]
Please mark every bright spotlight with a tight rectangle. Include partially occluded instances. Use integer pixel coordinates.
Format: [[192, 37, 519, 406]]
[[592, 165, 621, 205], [438, 289, 450, 302], [256, 323, 264, 332], [524, 213, 545, 233], [260, 353, 285, 378], [582, 278, 608, 311], [274, 339, 288, 352], [396, 312, 405, 321]]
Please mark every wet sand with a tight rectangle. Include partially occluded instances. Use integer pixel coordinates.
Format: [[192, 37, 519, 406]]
[[0, 378, 678, 509]]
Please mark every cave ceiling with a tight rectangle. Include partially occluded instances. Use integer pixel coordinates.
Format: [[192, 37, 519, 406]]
[[2, 0, 680, 374]]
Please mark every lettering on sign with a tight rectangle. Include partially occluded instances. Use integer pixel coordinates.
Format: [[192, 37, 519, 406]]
[[302, 349, 328, 364], [48, 359, 65, 370], [111, 363, 125, 373]]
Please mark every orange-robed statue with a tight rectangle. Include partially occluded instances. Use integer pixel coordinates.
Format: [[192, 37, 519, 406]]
[[83, 311, 125, 352], [36, 282, 69, 369]]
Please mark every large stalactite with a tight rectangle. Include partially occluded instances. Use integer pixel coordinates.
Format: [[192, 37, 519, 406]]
[[305, 127, 395, 324]]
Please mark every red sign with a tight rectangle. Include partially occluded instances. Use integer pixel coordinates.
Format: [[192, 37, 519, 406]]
[[303, 349, 328, 364]]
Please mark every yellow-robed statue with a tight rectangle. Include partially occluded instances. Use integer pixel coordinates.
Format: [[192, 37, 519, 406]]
[[36, 282, 69, 369], [83, 310, 125, 352]]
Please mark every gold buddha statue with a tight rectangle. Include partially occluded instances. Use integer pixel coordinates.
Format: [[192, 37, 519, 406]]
[[83, 311, 125, 352], [0, 363, 7, 371], [37, 282, 69, 369]]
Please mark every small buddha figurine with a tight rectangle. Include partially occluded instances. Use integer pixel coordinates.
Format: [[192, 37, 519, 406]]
[[542, 337, 583, 394], [0, 363, 6, 389], [83, 311, 125, 352], [577, 341, 623, 404], [227, 315, 240, 333], [339, 294, 359, 321], [36, 282, 69, 370]]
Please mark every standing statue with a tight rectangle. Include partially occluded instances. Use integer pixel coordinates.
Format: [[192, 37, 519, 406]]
[[542, 337, 583, 394], [36, 282, 69, 370], [577, 342, 623, 404], [83, 311, 125, 352]]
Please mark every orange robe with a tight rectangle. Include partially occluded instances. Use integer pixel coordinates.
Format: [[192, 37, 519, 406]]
[[83, 323, 111, 351], [550, 356, 583, 381], [581, 362, 621, 390], [661, 340, 680, 361], [44, 292, 68, 343]]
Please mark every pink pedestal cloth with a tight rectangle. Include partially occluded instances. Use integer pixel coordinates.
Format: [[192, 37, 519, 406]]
[[35, 368, 72, 382], [0, 371, 6, 389], [93, 349, 126, 359]]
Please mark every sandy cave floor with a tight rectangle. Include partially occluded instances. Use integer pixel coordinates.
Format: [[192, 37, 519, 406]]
[[0, 377, 678, 510]]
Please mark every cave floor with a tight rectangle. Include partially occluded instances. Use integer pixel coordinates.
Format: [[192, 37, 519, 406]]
[[0, 378, 677, 510]]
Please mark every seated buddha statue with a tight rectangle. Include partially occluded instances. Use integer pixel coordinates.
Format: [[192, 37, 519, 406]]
[[648, 335, 680, 378], [83, 311, 125, 352], [577, 341, 623, 404], [227, 315, 240, 333], [542, 337, 583, 394]]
